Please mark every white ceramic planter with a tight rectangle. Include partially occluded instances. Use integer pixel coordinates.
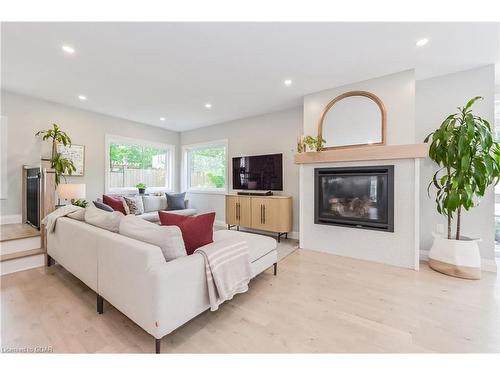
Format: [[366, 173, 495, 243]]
[[428, 233, 482, 280]]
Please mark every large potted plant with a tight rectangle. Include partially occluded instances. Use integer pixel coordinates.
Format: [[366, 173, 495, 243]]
[[35, 123, 76, 185], [424, 97, 500, 279]]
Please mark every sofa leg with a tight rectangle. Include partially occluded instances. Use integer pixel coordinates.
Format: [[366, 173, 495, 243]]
[[273, 262, 277, 276], [155, 338, 161, 354], [46, 254, 54, 267], [97, 294, 104, 314]]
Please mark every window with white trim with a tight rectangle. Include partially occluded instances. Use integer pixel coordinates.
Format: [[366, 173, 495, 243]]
[[105, 135, 175, 193], [183, 140, 227, 193]]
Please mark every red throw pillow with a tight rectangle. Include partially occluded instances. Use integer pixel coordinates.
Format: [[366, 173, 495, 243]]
[[159, 212, 215, 255], [102, 195, 127, 214]]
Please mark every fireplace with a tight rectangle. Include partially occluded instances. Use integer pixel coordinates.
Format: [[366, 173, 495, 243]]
[[314, 166, 394, 232]]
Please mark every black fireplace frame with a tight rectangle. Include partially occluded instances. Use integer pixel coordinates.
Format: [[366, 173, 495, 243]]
[[314, 165, 394, 232]]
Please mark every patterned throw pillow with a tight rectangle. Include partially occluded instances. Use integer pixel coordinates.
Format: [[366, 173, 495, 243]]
[[123, 196, 145, 215]]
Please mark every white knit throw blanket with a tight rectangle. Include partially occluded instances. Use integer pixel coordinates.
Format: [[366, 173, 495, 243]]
[[41, 205, 84, 233], [195, 239, 252, 311]]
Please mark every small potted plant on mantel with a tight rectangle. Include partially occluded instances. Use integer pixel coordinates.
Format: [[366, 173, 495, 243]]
[[297, 135, 326, 152], [424, 97, 500, 279], [136, 182, 146, 195]]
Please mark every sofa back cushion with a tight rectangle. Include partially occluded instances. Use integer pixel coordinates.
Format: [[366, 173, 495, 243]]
[[142, 195, 168, 213], [165, 192, 186, 210], [159, 211, 215, 255], [85, 203, 125, 232], [119, 215, 187, 261], [103, 194, 128, 214]]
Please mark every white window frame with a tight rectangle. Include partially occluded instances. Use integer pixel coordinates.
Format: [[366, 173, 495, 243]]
[[182, 139, 228, 194], [105, 134, 176, 195]]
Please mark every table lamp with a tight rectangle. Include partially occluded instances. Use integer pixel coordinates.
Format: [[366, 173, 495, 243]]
[[57, 183, 86, 205]]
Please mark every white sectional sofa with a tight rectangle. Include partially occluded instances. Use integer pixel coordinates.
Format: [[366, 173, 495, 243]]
[[46, 217, 278, 353]]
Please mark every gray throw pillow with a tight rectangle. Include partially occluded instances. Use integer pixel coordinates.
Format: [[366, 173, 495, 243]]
[[165, 192, 186, 210], [93, 201, 114, 212]]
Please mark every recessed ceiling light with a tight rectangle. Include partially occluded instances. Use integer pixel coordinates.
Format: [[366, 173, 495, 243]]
[[62, 45, 75, 54], [284, 79, 293, 86], [160, 117, 166, 121], [204, 103, 212, 109], [416, 38, 429, 47], [78, 95, 87, 101]]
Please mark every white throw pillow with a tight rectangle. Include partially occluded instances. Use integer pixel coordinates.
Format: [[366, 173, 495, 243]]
[[84, 203, 124, 232], [119, 215, 186, 261]]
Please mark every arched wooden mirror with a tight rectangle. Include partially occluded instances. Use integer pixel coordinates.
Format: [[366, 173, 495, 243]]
[[318, 91, 387, 150]]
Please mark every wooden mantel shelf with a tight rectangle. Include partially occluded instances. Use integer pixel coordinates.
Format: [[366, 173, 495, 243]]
[[294, 143, 429, 164]]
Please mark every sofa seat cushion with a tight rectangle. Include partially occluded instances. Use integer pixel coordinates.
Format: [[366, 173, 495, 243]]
[[137, 211, 161, 222], [166, 208, 197, 216], [213, 230, 277, 263]]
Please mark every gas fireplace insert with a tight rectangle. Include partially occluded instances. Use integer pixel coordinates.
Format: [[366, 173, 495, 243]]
[[314, 166, 394, 232]]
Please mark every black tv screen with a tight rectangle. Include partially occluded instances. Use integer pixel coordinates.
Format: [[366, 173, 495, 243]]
[[232, 153, 283, 191]]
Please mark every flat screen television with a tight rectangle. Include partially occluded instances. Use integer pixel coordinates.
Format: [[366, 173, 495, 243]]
[[232, 153, 283, 191]]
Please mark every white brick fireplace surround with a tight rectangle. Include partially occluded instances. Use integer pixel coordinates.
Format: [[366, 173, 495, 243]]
[[299, 158, 420, 270]]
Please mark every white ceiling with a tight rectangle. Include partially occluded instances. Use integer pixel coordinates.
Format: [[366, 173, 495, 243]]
[[1, 22, 499, 132]]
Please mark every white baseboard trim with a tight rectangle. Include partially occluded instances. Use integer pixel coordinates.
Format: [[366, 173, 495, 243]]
[[420, 250, 498, 273], [0, 214, 22, 225]]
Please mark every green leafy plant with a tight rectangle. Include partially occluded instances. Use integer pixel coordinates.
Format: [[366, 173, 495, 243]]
[[135, 182, 146, 189], [424, 96, 500, 240], [303, 135, 326, 152], [35, 124, 76, 185], [207, 173, 225, 188], [71, 199, 88, 208]]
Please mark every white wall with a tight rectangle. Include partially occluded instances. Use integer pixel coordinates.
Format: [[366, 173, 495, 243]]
[[180, 107, 302, 234], [300, 70, 418, 269], [304, 70, 415, 145], [416, 65, 496, 262], [0, 90, 180, 216]]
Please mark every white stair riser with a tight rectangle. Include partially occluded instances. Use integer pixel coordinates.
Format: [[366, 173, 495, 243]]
[[1, 254, 45, 275], [0, 237, 41, 255]]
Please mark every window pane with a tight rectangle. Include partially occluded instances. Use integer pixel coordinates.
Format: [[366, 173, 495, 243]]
[[188, 146, 226, 189], [109, 142, 169, 189]]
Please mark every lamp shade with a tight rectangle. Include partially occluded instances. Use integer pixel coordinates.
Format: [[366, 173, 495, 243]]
[[57, 183, 86, 200]]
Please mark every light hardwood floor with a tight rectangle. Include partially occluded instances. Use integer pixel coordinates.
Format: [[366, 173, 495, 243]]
[[1, 248, 499, 353]]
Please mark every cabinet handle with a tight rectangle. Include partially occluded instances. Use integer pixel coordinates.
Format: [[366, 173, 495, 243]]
[[263, 205, 266, 224], [260, 204, 263, 224], [236, 203, 240, 220]]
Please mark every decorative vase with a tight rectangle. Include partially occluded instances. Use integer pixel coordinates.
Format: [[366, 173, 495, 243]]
[[428, 233, 481, 280]]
